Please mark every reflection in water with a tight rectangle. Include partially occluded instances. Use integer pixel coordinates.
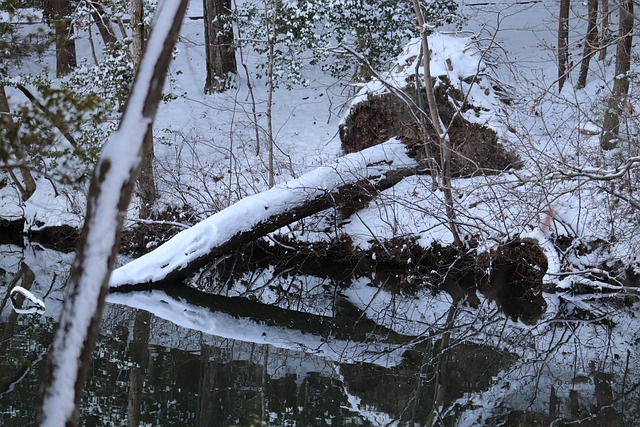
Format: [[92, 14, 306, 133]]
[[0, 243, 639, 425]]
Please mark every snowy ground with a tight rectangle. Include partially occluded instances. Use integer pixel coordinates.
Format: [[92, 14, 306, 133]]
[[5, 0, 637, 279], [3, 0, 640, 424]]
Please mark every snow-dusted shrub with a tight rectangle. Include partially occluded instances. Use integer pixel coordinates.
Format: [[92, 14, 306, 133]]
[[236, 0, 458, 87]]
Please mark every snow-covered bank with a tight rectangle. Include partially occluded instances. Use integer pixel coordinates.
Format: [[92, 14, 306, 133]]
[[3, 1, 639, 292]]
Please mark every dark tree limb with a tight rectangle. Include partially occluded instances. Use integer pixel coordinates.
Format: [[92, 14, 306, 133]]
[[558, 0, 570, 92], [577, 0, 599, 88], [15, 83, 79, 149]]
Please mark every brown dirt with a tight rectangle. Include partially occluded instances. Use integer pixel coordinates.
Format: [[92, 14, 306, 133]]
[[339, 77, 520, 177]]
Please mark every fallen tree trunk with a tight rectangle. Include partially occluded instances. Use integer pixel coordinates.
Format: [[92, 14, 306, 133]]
[[110, 139, 419, 288]]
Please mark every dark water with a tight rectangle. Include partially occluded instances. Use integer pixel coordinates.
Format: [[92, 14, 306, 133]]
[[1, 243, 639, 426]]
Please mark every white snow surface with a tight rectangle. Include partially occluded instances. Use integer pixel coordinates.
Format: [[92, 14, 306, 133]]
[[4, 0, 640, 423]]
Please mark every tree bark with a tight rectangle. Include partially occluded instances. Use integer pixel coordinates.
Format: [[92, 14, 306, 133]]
[[138, 129, 156, 219], [558, 0, 570, 92], [132, 0, 156, 219], [411, 0, 462, 248], [0, 85, 36, 200], [45, 0, 77, 77], [577, 0, 599, 88], [131, 0, 146, 67], [35, 1, 189, 425], [91, 1, 117, 46], [601, 0, 634, 150], [110, 141, 419, 288], [203, 0, 237, 93], [599, 0, 609, 61]]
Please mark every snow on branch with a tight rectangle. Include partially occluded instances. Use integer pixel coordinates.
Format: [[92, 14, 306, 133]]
[[110, 139, 418, 289], [556, 156, 640, 180], [36, 1, 189, 426]]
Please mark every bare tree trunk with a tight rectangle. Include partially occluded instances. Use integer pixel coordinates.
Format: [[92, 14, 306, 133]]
[[131, 0, 145, 66], [45, 0, 77, 77], [558, 0, 570, 92], [203, 0, 237, 93], [265, 0, 276, 187], [577, 0, 599, 88], [138, 130, 156, 219], [599, 0, 609, 60], [601, 0, 634, 150], [35, 1, 188, 425], [91, 2, 117, 46], [0, 85, 36, 200], [410, 0, 462, 248], [132, 0, 156, 219]]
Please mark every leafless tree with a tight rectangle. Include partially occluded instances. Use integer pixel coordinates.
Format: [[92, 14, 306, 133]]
[[132, 0, 156, 219], [577, 0, 599, 88], [411, 0, 463, 247]]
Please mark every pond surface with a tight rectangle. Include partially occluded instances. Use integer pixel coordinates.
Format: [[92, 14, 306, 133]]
[[1, 243, 639, 426]]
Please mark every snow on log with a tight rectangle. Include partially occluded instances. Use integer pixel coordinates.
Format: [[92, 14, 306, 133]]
[[110, 139, 419, 288], [107, 285, 421, 366]]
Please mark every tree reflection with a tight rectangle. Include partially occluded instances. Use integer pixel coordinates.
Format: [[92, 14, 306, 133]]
[[0, 244, 639, 425]]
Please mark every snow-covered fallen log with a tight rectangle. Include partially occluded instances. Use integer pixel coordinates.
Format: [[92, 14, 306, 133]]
[[110, 139, 419, 288]]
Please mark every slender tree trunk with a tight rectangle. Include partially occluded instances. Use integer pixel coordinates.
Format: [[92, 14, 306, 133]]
[[35, 1, 188, 425], [558, 0, 570, 92], [599, 0, 609, 60], [203, 0, 237, 93], [601, 0, 634, 150], [265, 0, 276, 187], [0, 85, 36, 200], [45, 0, 77, 76], [131, 0, 145, 67], [577, 0, 599, 88], [410, 0, 462, 248], [91, 2, 117, 46], [138, 129, 156, 219], [132, 0, 156, 219]]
